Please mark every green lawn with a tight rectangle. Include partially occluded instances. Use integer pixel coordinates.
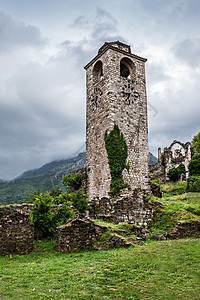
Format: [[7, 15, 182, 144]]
[[0, 238, 200, 299]]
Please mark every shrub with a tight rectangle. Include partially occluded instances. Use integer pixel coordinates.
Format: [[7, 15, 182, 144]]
[[188, 153, 200, 176], [50, 186, 63, 197], [167, 163, 186, 182], [29, 185, 88, 237], [177, 163, 186, 177], [62, 173, 82, 191], [191, 132, 200, 156], [70, 189, 88, 213], [187, 176, 200, 192], [30, 193, 55, 237], [54, 203, 75, 227], [167, 167, 179, 182]]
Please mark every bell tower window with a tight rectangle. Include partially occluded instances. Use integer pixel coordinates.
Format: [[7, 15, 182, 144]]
[[93, 60, 103, 82], [120, 57, 134, 80]]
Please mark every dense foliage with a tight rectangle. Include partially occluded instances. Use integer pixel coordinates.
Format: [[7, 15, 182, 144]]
[[62, 172, 83, 191], [188, 153, 200, 176], [187, 175, 200, 192], [191, 132, 200, 156], [167, 163, 186, 182], [104, 124, 129, 196], [185, 132, 200, 192], [29, 173, 88, 237]]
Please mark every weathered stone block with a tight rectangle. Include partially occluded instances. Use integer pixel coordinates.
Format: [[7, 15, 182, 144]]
[[0, 206, 34, 255]]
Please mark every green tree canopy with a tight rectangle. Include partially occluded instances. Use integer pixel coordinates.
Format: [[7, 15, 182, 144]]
[[191, 132, 200, 156], [188, 153, 200, 176]]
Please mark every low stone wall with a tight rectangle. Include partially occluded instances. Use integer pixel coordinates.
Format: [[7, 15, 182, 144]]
[[88, 189, 153, 225], [56, 219, 133, 253], [166, 221, 200, 239], [56, 219, 107, 252], [0, 206, 34, 255]]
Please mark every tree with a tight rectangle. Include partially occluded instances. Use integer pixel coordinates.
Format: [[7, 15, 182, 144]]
[[167, 167, 179, 182], [167, 163, 186, 182], [62, 173, 82, 191], [177, 163, 186, 178], [188, 153, 200, 176], [191, 132, 200, 156]]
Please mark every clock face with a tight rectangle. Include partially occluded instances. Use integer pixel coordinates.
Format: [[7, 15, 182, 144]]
[[121, 84, 140, 105], [90, 87, 103, 108]]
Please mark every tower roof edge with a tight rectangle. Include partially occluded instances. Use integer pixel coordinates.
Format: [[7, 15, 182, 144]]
[[84, 42, 147, 70]]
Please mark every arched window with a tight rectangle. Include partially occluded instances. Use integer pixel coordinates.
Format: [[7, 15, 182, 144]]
[[93, 60, 103, 81], [120, 57, 134, 80]]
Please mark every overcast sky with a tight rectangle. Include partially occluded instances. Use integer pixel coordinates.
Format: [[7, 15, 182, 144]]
[[0, 0, 199, 179]]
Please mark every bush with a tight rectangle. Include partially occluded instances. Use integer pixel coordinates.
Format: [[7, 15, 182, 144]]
[[187, 176, 200, 192], [167, 163, 186, 182], [70, 189, 88, 213], [177, 163, 186, 177], [54, 203, 75, 227], [188, 153, 200, 176], [167, 167, 179, 182], [191, 132, 200, 156], [62, 173, 82, 191], [29, 185, 88, 237], [30, 193, 55, 237]]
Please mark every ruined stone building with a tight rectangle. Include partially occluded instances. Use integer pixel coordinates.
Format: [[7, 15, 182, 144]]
[[163, 140, 191, 179], [150, 140, 191, 181], [84, 41, 150, 199]]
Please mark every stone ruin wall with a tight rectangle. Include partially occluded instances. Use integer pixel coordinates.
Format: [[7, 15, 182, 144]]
[[164, 140, 191, 179], [85, 42, 150, 200], [0, 205, 34, 255], [88, 189, 153, 226], [150, 141, 191, 181]]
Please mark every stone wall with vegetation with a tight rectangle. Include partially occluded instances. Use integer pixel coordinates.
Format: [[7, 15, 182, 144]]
[[56, 219, 107, 252], [88, 189, 153, 225], [0, 206, 34, 255]]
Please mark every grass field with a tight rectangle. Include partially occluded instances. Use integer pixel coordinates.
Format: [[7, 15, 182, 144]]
[[0, 238, 200, 299], [1, 181, 200, 299]]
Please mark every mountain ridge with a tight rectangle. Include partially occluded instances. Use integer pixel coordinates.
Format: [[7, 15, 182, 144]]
[[0, 151, 157, 205]]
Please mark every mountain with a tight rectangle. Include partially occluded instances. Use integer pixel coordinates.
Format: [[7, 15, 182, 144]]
[[0, 152, 86, 205], [149, 152, 158, 165], [0, 151, 157, 205]]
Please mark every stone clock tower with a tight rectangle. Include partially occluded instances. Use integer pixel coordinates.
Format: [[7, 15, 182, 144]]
[[84, 41, 150, 200]]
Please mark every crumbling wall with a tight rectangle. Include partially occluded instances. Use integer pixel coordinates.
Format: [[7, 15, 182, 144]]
[[56, 219, 107, 252], [164, 140, 191, 179], [0, 206, 34, 255], [89, 189, 153, 225]]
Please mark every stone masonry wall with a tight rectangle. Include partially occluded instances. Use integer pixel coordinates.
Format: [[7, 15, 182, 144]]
[[164, 140, 191, 179], [56, 219, 107, 253], [85, 42, 150, 200], [0, 206, 34, 255], [88, 189, 153, 225]]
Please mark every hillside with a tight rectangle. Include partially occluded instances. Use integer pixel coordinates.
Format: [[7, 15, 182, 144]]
[[0, 151, 157, 205], [0, 152, 86, 205]]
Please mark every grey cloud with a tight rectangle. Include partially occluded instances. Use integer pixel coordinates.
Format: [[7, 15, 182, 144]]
[[70, 8, 126, 52], [147, 63, 171, 84], [0, 11, 48, 52], [0, 56, 85, 179], [148, 76, 200, 155], [173, 38, 200, 67]]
